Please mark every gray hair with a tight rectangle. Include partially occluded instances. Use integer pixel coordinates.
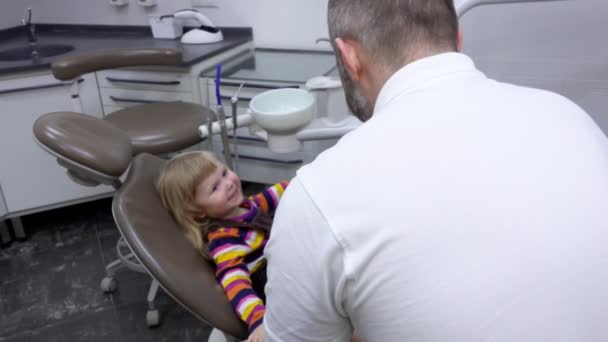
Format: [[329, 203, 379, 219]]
[[328, 0, 458, 68]]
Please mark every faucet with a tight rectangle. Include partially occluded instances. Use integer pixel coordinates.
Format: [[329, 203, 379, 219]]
[[22, 8, 37, 44]]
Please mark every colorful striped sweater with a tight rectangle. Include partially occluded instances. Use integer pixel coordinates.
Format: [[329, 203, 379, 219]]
[[207, 181, 289, 333]]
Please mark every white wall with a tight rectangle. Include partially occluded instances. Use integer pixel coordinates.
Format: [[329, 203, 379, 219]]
[[13, 0, 330, 50], [460, 0, 608, 135], [0, 2, 25, 29]]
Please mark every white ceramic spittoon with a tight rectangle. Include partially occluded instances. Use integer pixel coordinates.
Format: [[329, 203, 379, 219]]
[[249, 88, 315, 153]]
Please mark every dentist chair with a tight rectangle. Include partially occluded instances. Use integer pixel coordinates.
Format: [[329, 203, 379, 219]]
[[113, 152, 248, 341], [33, 132, 247, 340], [33, 48, 247, 336]]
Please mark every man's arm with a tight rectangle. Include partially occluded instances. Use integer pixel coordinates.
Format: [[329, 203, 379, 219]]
[[263, 178, 353, 341]]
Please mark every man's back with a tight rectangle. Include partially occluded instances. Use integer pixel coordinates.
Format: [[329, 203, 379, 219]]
[[265, 53, 608, 341]]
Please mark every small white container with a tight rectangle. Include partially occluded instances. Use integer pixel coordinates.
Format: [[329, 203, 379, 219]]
[[149, 16, 183, 39]]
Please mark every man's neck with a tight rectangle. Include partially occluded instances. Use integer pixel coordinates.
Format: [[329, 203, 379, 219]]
[[365, 47, 456, 109]]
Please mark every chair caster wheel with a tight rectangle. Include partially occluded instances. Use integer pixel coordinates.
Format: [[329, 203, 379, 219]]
[[100, 277, 117, 293], [146, 309, 161, 327]]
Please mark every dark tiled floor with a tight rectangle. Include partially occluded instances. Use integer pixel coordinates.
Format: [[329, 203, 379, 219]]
[[0, 197, 214, 342]]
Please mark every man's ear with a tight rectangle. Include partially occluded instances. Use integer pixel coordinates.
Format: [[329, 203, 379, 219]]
[[457, 27, 463, 52], [335, 37, 362, 82]]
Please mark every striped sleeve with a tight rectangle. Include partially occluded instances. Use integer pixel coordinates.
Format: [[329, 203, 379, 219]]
[[208, 228, 266, 333], [250, 180, 289, 214]]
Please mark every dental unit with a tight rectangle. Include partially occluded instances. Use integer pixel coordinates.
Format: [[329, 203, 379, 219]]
[[199, 0, 566, 158]]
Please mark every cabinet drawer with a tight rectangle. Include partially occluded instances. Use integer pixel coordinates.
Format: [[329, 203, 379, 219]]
[[98, 69, 192, 92], [100, 88, 193, 107], [102, 105, 125, 115]]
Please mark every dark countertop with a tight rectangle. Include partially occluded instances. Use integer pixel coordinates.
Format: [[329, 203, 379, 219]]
[[0, 24, 253, 76]]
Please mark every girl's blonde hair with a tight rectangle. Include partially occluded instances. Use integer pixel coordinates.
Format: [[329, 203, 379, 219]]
[[156, 151, 220, 259]]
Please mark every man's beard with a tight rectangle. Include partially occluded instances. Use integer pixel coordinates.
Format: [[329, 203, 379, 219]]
[[335, 53, 373, 122]]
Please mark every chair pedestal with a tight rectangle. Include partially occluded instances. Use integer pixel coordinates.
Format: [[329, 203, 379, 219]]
[[209, 328, 241, 342]]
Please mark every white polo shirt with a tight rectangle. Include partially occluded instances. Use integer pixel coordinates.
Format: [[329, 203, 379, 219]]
[[264, 52, 608, 342]]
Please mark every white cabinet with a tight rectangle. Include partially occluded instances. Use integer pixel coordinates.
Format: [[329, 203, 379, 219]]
[[97, 69, 195, 114], [0, 71, 111, 215], [95, 43, 253, 116]]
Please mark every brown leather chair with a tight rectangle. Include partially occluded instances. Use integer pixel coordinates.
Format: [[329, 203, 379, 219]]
[[32, 48, 227, 329], [113, 153, 248, 341]]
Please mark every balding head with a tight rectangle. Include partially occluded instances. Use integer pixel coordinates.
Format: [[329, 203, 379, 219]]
[[328, 0, 459, 69], [327, 0, 459, 121]]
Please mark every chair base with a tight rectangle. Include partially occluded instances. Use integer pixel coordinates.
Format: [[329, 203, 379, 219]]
[[208, 328, 241, 342], [0, 217, 27, 246], [102, 236, 163, 327]]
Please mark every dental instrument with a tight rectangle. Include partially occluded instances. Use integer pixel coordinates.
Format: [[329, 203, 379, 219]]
[[230, 81, 248, 174], [215, 64, 234, 169]]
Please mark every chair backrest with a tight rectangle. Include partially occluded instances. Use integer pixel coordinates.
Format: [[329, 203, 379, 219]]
[[52, 48, 182, 81], [112, 153, 248, 340]]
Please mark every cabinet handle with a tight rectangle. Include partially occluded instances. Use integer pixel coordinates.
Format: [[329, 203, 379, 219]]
[[0, 78, 84, 95], [219, 81, 300, 90], [106, 77, 181, 86], [109, 96, 169, 104], [225, 151, 303, 165]]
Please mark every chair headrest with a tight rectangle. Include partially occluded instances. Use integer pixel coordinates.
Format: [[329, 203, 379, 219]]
[[52, 48, 182, 81], [33, 112, 132, 184], [112, 153, 248, 339]]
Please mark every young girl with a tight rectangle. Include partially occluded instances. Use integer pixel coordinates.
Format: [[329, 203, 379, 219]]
[[156, 150, 288, 342]]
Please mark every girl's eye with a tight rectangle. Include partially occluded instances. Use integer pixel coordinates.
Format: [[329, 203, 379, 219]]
[[222, 168, 227, 177], [211, 184, 218, 192]]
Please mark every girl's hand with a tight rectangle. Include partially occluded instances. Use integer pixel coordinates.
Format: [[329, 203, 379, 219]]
[[247, 325, 264, 342]]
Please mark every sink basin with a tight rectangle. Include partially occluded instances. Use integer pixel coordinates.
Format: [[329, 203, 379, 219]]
[[0, 44, 75, 62]]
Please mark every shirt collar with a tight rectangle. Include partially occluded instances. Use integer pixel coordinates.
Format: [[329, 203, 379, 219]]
[[227, 199, 257, 222], [373, 52, 479, 114]]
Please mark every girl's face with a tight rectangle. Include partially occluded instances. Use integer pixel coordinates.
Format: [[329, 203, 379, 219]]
[[193, 162, 244, 219]]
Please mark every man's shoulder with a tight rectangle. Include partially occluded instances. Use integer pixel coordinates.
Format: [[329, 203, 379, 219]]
[[491, 77, 584, 112], [297, 135, 358, 189]]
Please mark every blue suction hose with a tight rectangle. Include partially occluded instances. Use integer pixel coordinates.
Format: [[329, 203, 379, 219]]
[[214, 64, 233, 169], [215, 64, 222, 107]]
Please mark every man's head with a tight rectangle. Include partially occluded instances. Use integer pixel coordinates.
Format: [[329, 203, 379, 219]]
[[328, 0, 460, 121]]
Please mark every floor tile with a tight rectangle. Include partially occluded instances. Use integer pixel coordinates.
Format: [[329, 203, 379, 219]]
[[0, 239, 111, 337], [0, 306, 121, 342], [0, 194, 247, 342], [115, 301, 212, 342]]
